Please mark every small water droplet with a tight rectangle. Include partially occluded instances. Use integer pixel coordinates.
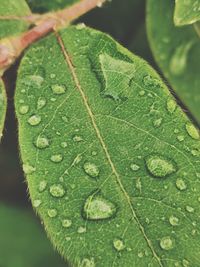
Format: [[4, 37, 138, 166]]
[[182, 259, 189, 267], [185, 122, 199, 140], [73, 135, 83, 142], [175, 178, 187, 191], [78, 226, 87, 234], [47, 209, 58, 218], [34, 136, 49, 149], [76, 23, 86, 30], [153, 118, 163, 128], [24, 75, 44, 87], [50, 73, 56, 79], [130, 163, 140, 171], [169, 215, 179, 226], [23, 164, 36, 174], [160, 236, 174, 250], [28, 115, 41, 126], [50, 154, 63, 163], [79, 258, 95, 267], [167, 99, 177, 114], [177, 135, 184, 142], [37, 97, 46, 109], [113, 238, 125, 251], [62, 219, 72, 228], [39, 180, 47, 192], [186, 205, 194, 213], [62, 116, 69, 123], [83, 162, 100, 178], [145, 155, 176, 178], [83, 194, 117, 220], [139, 90, 145, 96], [33, 199, 42, 208], [51, 84, 66, 95], [19, 105, 29, 115], [61, 142, 68, 148], [49, 184, 65, 198]]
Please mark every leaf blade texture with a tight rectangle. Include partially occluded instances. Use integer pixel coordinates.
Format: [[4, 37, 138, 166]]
[[174, 0, 200, 26], [16, 26, 200, 266], [147, 0, 200, 123]]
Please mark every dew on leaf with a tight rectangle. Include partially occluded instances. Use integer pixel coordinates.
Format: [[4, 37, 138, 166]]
[[62, 116, 69, 123], [143, 75, 161, 88], [83, 194, 117, 220], [34, 136, 49, 149], [79, 258, 95, 267], [49, 184, 65, 198], [37, 97, 47, 109], [19, 105, 29, 115], [160, 236, 174, 250], [78, 226, 87, 234], [166, 99, 177, 114], [50, 154, 63, 163], [47, 209, 58, 218], [33, 199, 42, 208], [185, 122, 200, 140], [38, 180, 47, 192], [28, 114, 41, 126], [186, 206, 194, 213], [169, 215, 179, 226], [51, 84, 66, 95], [113, 238, 125, 251], [182, 259, 190, 267], [145, 154, 176, 178], [73, 135, 83, 142], [153, 118, 163, 128], [176, 178, 187, 191], [24, 75, 44, 87], [83, 162, 100, 178], [23, 164, 36, 174], [62, 219, 72, 228], [130, 163, 140, 171], [61, 142, 68, 148], [177, 135, 184, 142]]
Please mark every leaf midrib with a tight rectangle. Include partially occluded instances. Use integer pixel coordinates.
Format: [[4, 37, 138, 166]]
[[54, 30, 163, 267]]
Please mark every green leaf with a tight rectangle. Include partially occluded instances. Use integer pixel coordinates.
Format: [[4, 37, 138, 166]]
[[16, 26, 200, 266], [0, 0, 30, 39], [0, 79, 7, 139], [26, 0, 79, 13], [147, 0, 200, 123], [0, 204, 67, 267], [174, 0, 200, 26]]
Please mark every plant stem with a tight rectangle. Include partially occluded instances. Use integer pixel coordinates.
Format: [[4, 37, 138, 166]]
[[0, 0, 107, 75]]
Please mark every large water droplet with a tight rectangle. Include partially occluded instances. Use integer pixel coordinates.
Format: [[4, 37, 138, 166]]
[[113, 238, 125, 251], [62, 219, 72, 228], [185, 122, 199, 140], [169, 215, 179, 226], [83, 194, 117, 220], [169, 41, 195, 76], [145, 155, 176, 178], [49, 184, 65, 198], [50, 154, 63, 163], [83, 162, 100, 178], [37, 97, 47, 109], [23, 164, 36, 174], [34, 136, 49, 149], [28, 115, 41, 126], [19, 105, 29, 115], [160, 236, 174, 250], [51, 84, 66, 95]]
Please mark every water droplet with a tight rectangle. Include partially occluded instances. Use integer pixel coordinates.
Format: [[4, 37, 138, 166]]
[[113, 238, 125, 251], [51, 84, 66, 95], [73, 135, 83, 142], [37, 97, 46, 109], [185, 122, 199, 140], [145, 155, 176, 178], [160, 236, 174, 250], [138, 251, 144, 258], [182, 259, 189, 267], [62, 116, 69, 123], [34, 136, 49, 149], [169, 215, 179, 226], [33, 199, 42, 208], [143, 75, 161, 88], [49, 184, 65, 198], [167, 99, 177, 114], [83, 162, 100, 178], [78, 226, 86, 234], [130, 163, 140, 171], [50, 154, 63, 163], [61, 142, 68, 148], [47, 209, 58, 218], [76, 23, 86, 30], [62, 219, 72, 228], [153, 118, 163, 128], [177, 135, 184, 142], [79, 258, 95, 267], [19, 105, 29, 115], [175, 178, 187, 191], [83, 194, 117, 220], [24, 75, 44, 87], [186, 205, 194, 213], [169, 41, 194, 76], [38, 180, 47, 192], [99, 53, 134, 101], [23, 164, 36, 174], [28, 115, 41, 126], [139, 90, 145, 96], [50, 73, 56, 79]]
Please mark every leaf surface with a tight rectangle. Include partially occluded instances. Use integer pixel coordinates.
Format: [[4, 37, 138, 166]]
[[0, 79, 7, 139], [16, 26, 200, 266], [147, 0, 200, 123], [0, 0, 30, 39], [0, 204, 67, 267], [174, 0, 200, 26]]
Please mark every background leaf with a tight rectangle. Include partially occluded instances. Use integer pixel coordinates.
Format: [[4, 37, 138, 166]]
[[147, 0, 200, 124], [0, 203, 67, 267], [16, 26, 200, 266], [0, 78, 7, 138], [0, 0, 30, 39], [174, 0, 200, 26]]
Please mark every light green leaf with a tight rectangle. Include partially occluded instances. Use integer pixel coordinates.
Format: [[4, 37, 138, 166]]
[[16, 26, 200, 266], [0, 204, 67, 267], [0, 0, 30, 39], [147, 0, 200, 123], [174, 0, 200, 26], [0, 79, 7, 139]]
